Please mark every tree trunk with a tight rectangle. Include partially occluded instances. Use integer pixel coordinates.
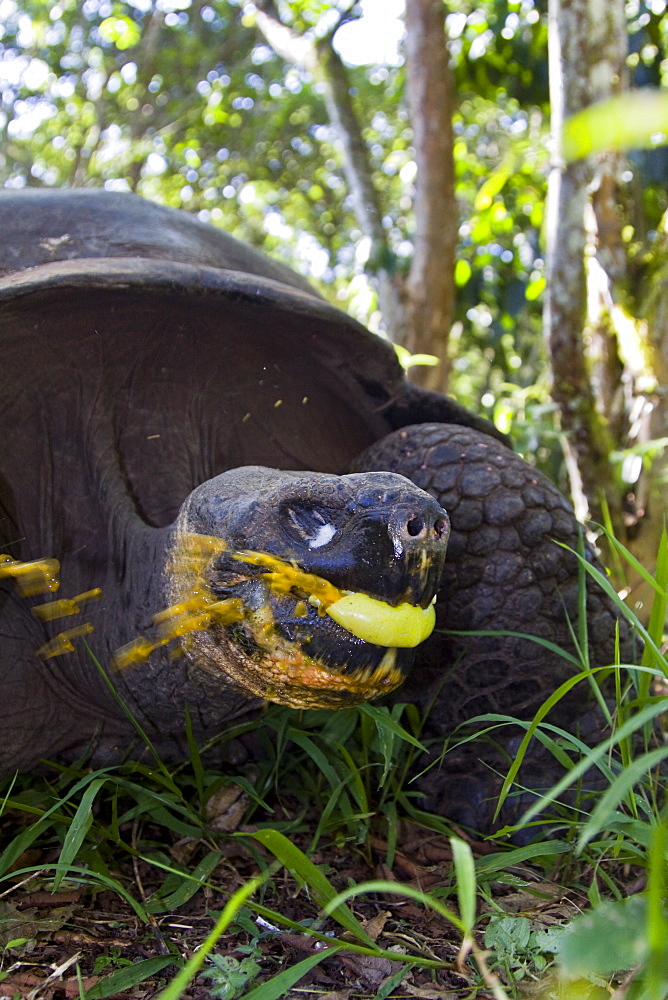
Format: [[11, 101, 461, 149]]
[[545, 0, 668, 603], [403, 0, 456, 392], [315, 42, 409, 352], [253, 0, 456, 393], [544, 0, 627, 528], [629, 266, 668, 611]]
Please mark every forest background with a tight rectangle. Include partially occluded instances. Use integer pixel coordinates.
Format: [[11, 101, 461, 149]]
[[2, 6, 668, 995], [1, 0, 667, 595]]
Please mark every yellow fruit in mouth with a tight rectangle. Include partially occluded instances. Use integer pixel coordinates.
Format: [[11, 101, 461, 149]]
[[235, 547, 437, 649], [325, 592, 436, 648]]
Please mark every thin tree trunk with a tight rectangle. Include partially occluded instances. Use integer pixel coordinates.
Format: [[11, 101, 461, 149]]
[[253, 3, 407, 340], [315, 41, 408, 347], [629, 273, 668, 610], [403, 0, 455, 392], [252, 1, 456, 392], [544, 0, 627, 527]]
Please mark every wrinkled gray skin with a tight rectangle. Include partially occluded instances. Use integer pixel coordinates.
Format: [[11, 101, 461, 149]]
[[0, 191, 631, 831]]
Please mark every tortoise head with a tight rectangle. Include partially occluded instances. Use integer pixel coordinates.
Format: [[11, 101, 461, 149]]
[[154, 466, 449, 709]]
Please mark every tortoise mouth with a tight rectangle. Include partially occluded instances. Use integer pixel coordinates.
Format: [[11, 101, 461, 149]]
[[114, 529, 441, 709], [206, 587, 412, 708], [203, 547, 434, 707]]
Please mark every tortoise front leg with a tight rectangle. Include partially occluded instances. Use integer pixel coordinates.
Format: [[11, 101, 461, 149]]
[[352, 423, 631, 831]]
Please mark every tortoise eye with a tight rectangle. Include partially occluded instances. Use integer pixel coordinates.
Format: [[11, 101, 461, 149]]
[[285, 504, 337, 549]]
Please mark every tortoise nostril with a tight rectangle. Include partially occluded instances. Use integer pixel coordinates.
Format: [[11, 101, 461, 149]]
[[434, 518, 448, 538], [406, 516, 424, 537]]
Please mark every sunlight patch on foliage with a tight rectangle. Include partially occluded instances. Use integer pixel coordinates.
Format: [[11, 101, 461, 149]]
[[563, 89, 668, 160]]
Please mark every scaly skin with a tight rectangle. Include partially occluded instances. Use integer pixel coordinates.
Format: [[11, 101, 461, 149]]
[[353, 423, 634, 830]]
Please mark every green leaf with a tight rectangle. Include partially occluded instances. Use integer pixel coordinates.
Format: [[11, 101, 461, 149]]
[[394, 344, 439, 370], [454, 259, 472, 286], [484, 914, 531, 956], [98, 16, 141, 50], [85, 957, 175, 999], [474, 167, 511, 210], [199, 955, 261, 999], [556, 896, 658, 977], [0, 899, 75, 949], [525, 275, 546, 301], [563, 90, 668, 161]]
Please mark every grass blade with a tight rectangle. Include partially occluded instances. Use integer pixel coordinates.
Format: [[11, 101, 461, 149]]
[[147, 850, 222, 914], [359, 703, 427, 752], [558, 545, 667, 674], [493, 667, 605, 820], [475, 839, 571, 874], [595, 522, 668, 603], [85, 642, 183, 793], [184, 704, 205, 813], [450, 837, 476, 935], [641, 524, 668, 689], [240, 947, 342, 1000], [645, 820, 668, 998], [323, 879, 465, 934], [2, 863, 150, 922], [156, 876, 262, 1000], [307, 760, 371, 852], [441, 628, 581, 666], [53, 777, 106, 890], [247, 900, 443, 968], [0, 772, 18, 818], [0, 769, 117, 877], [247, 829, 375, 946], [576, 746, 668, 851], [510, 699, 668, 834], [85, 956, 175, 999]]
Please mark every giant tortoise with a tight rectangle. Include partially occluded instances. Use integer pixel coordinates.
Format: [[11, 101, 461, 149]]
[[0, 191, 626, 829]]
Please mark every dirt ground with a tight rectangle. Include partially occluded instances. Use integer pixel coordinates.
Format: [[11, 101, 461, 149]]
[[0, 803, 604, 1000]]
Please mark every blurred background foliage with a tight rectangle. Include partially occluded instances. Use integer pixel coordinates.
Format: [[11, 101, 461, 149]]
[[0, 0, 667, 496]]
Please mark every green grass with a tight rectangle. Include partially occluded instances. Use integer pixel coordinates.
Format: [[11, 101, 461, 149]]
[[1, 531, 666, 1000]]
